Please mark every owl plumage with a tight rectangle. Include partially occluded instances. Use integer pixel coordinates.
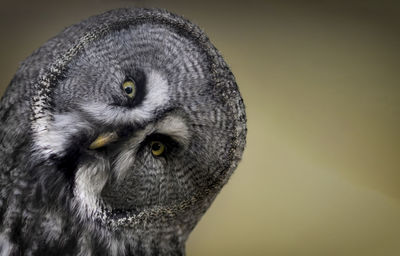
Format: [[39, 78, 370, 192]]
[[0, 8, 246, 255]]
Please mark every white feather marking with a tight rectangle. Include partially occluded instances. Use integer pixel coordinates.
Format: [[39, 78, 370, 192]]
[[112, 129, 149, 181], [0, 234, 13, 256], [32, 112, 93, 158], [73, 156, 109, 219], [156, 115, 190, 145], [80, 70, 170, 126]]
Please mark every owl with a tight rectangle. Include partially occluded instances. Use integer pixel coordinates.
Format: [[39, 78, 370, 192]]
[[0, 8, 246, 255]]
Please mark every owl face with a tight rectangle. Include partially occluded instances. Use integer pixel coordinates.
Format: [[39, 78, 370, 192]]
[[28, 9, 245, 235]]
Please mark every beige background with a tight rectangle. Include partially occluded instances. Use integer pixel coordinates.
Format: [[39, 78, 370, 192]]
[[1, 0, 400, 255]]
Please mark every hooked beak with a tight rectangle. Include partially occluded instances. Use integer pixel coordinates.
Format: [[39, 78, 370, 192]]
[[89, 132, 119, 150]]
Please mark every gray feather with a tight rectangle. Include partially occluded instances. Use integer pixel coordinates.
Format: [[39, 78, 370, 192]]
[[0, 8, 246, 255]]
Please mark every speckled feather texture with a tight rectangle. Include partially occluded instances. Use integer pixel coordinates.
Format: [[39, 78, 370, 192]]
[[0, 8, 246, 255]]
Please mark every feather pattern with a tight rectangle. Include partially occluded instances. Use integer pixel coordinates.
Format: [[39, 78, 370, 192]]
[[0, 8, 246, 255]]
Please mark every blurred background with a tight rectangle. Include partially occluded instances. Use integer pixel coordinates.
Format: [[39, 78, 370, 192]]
[[1, 0, 400, 255]]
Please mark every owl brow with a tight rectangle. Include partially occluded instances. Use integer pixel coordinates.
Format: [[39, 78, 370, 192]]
[[154, 114, 190, 146]]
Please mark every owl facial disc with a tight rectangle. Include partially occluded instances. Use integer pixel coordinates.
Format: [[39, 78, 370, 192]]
[[29, 8, 246, 232]]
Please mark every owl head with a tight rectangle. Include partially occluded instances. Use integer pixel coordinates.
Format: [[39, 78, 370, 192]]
[[4, 8, 246, 249]]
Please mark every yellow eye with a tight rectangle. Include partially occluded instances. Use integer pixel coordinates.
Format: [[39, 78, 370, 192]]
[[122, 80, 136, 98], [150, 141, 165, 156]]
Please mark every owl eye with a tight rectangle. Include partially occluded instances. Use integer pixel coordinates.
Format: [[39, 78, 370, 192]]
[[122, 80, 136, 98], [150, 141, 165, 156]]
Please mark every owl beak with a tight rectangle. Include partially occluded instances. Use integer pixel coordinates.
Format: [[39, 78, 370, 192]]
[[89, 132, 119, 150]]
